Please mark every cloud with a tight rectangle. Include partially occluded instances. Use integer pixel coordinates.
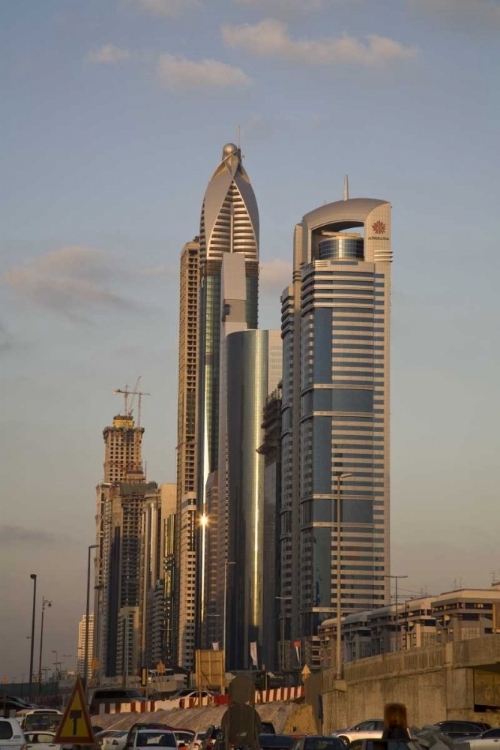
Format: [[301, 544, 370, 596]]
[[86, 44, 133, 64], [221, 19, 418, 67], [408, 0, 500, 28], [136, 0, 200, 16], [5, 245, 135, 320], [157, 54, 253, 89], [260, 259, 292, 292], [138, 264, 177, 277], [232, 0, 324, 9], [0, 525, 66, 547]]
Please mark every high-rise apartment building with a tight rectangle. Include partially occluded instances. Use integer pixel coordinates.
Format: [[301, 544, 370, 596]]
[[103, 414, 144, 483], [175, 238, 200, 670], [196, 143, 259, 645], [281, 196, 392, 667], [225, 329, 282, 669], [77, 614, 94, 677]]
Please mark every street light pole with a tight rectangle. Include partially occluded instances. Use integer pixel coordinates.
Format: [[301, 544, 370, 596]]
[[38, 597, 52, 695], [84, 544, 98, 696], [28, 574, 37, 701], [276, 597, 292, 672], [52, 650, 59, 679], [223, 560, 235, 678], [334, 472, 352, 681], [385, 574, 408, 651]]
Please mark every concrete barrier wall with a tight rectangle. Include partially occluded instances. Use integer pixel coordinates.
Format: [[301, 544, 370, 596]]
[[322, 636, 500, 731]]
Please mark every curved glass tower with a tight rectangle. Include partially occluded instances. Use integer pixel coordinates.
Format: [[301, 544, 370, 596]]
[[197, 144, 259, 643]]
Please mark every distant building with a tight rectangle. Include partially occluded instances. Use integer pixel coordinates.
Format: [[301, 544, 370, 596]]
[[175, 239, 200, 670], [77, 614, 94, 677], [318, 584, 500, 666]]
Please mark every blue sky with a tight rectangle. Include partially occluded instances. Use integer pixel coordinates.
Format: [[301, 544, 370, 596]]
[[1, 0, 500, 677]]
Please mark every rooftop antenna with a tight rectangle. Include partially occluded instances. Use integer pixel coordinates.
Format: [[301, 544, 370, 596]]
[[236, 124, 241, 150], [343, 174, 349, 201]]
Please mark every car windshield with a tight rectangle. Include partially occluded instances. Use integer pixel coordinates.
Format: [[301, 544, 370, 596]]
[[137, 733, 177, 747], [304, 739, 345, 750], [24, 714, 61, 732], [26, 733, 56, 743]]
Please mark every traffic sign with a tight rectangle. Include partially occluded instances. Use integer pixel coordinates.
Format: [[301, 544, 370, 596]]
[[54, 675, 95, 745]]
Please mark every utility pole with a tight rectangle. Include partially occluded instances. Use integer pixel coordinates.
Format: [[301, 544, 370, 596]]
[[334, 473, 352, 680], [28, 574, 37, 701], [38, 597, 52, 694], [385, 574, 408, 651], [84, 545, 98, 698]]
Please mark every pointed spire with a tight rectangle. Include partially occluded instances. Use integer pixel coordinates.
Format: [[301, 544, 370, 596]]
[[343, 174, 349, 201]]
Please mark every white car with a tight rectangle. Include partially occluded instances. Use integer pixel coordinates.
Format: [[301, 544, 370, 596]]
[[332, 721, 384, 746], [0, 717, 27, 750], [98, 731, 129, 750], [24, 730, 68, 750], [173, 733, 195, 749], [189, 733, 206, 750], [17, 711, 63, 733], [132, 730, 178, 750]]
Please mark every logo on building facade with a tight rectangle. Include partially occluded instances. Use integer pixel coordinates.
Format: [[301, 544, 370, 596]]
[[372, 220, 386, 235]]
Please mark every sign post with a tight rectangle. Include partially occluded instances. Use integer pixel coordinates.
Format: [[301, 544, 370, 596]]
[[54, 675, 95, 747]]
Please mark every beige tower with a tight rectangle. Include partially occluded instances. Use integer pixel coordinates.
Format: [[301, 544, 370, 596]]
[[175, 238, 200, 669], [103, 414, 144, 483]]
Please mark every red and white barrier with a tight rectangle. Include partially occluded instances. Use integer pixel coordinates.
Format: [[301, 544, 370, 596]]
[[255, 686, 304, 704], [94, 686, 304, 715]]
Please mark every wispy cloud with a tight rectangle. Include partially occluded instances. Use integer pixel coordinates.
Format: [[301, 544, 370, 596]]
[[232, 0, 324, 10], [136, 0, 200, 16], [0, 525, 67, 547], [222, 19, 418, 67], [408, 0, 500, 28], [86, 44, 133, 64], [5, 245, 136, 321], [157, 54, 253, 89], [260, 259, 292, 292], [138, 264, 177, 277]]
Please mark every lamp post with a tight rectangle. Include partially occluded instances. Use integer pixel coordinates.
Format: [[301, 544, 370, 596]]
[[334, 472, 352, 680], [52, 650, 59, 679], [38, 597, 52, 694], [276, 596, 292, 672], [385, 574, 408, 651], [84, 545, 99, 696], [28, 573, 37, 700], [223, 560, 236, 677]]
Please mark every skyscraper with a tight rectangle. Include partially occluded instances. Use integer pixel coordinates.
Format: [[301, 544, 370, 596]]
[[281, 195, 392, 668], [196, 143, 259, 644], [175, 239, 200, 670], [77, 614, 94, 677], [103, 413, 144, 483], [225, 329, 282, 669]]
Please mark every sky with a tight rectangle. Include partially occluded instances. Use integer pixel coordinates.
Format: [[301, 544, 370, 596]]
[[1, 0, 500, 679]]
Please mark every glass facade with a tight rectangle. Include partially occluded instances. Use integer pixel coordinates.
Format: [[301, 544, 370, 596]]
[[226, 330, 282, 670], [318, 236, 364, 261]]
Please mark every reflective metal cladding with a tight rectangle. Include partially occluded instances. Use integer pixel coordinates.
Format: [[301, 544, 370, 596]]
[[225, 329, 282, 670]]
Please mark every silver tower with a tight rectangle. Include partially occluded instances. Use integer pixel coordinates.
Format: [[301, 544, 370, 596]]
[[196, 144, 259, 648], [281, 196, 392, 668]]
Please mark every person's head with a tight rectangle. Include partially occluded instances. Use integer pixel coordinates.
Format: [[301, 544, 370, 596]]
[[384, 703, 408, 729]]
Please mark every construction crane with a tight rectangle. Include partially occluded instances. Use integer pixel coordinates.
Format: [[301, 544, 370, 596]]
[[114, 376, 151, 428]]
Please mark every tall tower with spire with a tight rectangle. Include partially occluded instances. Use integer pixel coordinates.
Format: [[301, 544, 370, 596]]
[[196, 143, 259, 648]]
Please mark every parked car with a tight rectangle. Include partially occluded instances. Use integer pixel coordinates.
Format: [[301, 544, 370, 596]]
[[259, 735, 295, 750], [90, 689, 147, 716], [24, 730, 68, 750], [131, 730, 177, 750], [173, 690, 214, 702], [0, 717, 27, 750], [432, 722, 491, 740], [454, 728, 500, 750], [202, 727, 221, 750], [174, 732, 195, 749], [293, 737, 346, 750], [332, 723, 384, 738], [334, 730, 383, 747]]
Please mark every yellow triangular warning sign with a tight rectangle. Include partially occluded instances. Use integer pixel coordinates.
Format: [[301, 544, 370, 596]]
[[54, 675, 95, 745]]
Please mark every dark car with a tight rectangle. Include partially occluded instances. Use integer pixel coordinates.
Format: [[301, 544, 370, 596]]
[[259, 735, 295, 750], [125, 724, 177, 748], [261, 724, 276, 736], [433, 722, 491, 739], [202, 726, 221, 750], [293, 736, 346, 750]]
